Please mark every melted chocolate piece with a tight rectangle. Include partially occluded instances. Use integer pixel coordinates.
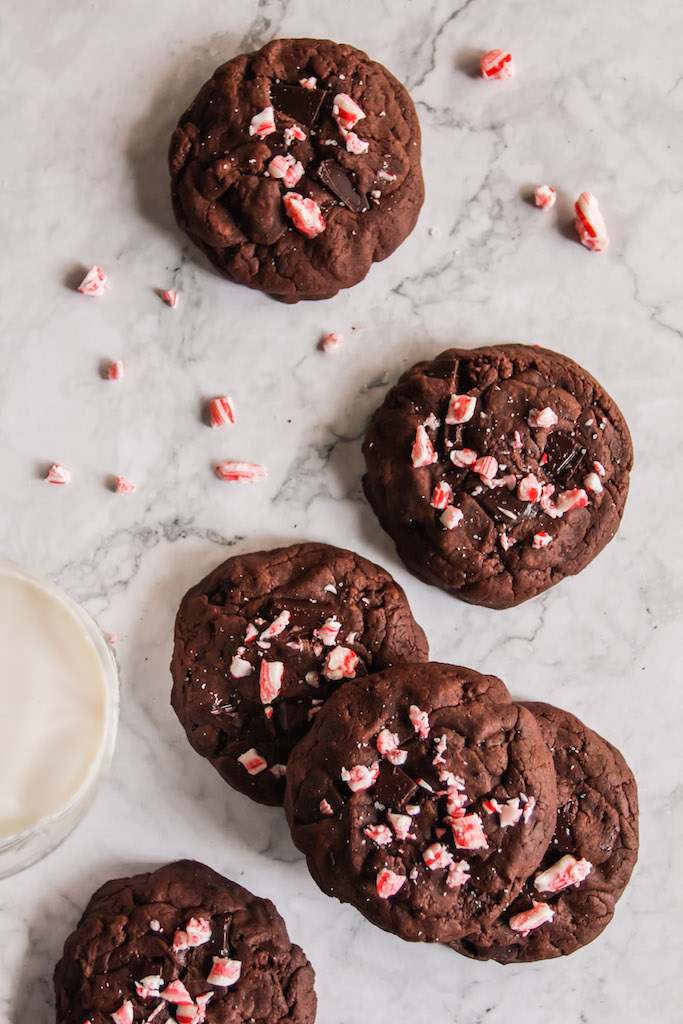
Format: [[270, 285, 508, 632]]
[[543, 433, 584, 482], [476, 488, 539, 525], [374, 760, 418, 808], [271, 83, 328, 126], [317, 159, 369, 213]]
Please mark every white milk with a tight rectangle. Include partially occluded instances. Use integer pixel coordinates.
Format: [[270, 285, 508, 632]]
[[0, 565, 114, 843]]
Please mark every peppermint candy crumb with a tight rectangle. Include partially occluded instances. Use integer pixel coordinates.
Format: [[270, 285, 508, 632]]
[[237, 748, 267, 775], [376, 867, 406, 899], [528, 407, 558, 430], [411, 424, 438, 467], [78, 265, 107, 296], [115, 476, 136, 494], [111, 1001, 134, 1024], [440, 506, 464, 530], [532, 532, 552, 549], [480, 49, 514, 80], [106, 360, 125, 381], [445, 394, 476, 424], [249, 106, 276, 139], [341, 762, 379, 792], [509, 901, 554, 936], [46, 464, 71, 485], [408, 704, 430, 739], [283, 192, 326, 238], [534, 185, 556, 209], [215, 462, 268, 483], [321, 332, 343, 354], [161, 289, 179, 308], [575, 191, 609, 252], [206, 956, 242, 986], [259, 660, 284, 703], [534, 854, 592, 893], [210, 397, 236, 427]]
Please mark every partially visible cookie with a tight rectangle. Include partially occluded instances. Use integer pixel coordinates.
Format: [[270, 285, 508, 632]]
[[362, 344, 633, 608], [284, 663, 557, 944], [169, 38, 424, 302], [171, 542, 428, 806], [53, 859, 316, 1024], [453, 702, 639, 963]]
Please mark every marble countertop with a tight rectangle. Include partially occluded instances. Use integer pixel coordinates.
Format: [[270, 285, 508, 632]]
[[1, 1, 682, 1021]]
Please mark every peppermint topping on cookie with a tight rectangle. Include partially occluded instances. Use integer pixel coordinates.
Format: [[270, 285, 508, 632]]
[[500, 533, 516, 552], [260, 610, 291, 639], [78, 265, 107, 296], [244, 623, 258, 642], [387, 812, 414, 840], [378, 169, 397, 182], [483, 797, 523, 827], [480, 49, 514, 79], [447, 860, 471, 888], [283, 192, 326, 237], [534, 854, 592, 893], [321, 332, 343, 353], [450, 448, 478, 468], [423, 843, 454, 871], [584, 472, 603, 493], [207, 956, 242, 986], [332, 93, 365, 132], [135, 976, 163, 1000], [528, 407, 558, 429], [446, 394, 477, 424], [531, 532, 551, 550], [376, 867, 406, 899], [509, 901, 555, 936], [432, 734, 448, 765], [534, 185, 556, 209], [320, 798, 333, 815], [314, 617, 342, 646], [283, 124, 307, 146], [441, 506, 464, 529], [215, 461, 268, 482], [408, 704, 430, 739], [323, 645, 359, 680], [299, 77, 317, 89], [450, 812, 488, 850], [341, 762, 380, 792], [175, 1005, 201, 1024], [161, 289, 179, 308], [472, 455, 498, 481], [575, 191, 609, 252], [593, 460, 606, 476], [518, 474, 543, 502], [237, 748, 267, 775], [269, 763, 286, 778], [522, 795, 536, 822], [411, 424, 438, 467], [106, 360, 125, 381], [344, 131, 369, 155], [446, 788, 468, 817], [365, 824, 393, 846], [554, 488, 588, 515], [268, 154, 304, 188], [249, 106, 276, 138], [377, 728, 401, 756], [115, 476, 136, 494], [259, 661, 284, 703], [209, 396, 235, 427], [185, 917, 212, 946], [111, 1001, 134, 1024], [430, 481, 453, 509], [229, 655, 253, 678], [160, 980, 193, 1004], [46, 464, 71, 485]]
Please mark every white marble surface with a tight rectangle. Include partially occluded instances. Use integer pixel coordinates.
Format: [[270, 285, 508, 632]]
[[1, 1, 682, 1021]]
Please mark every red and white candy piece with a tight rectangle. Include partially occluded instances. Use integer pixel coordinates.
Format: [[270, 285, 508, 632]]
[[260, 610, 290, 639], [441, 506, 464, 530], [387, 811, 414, 841], [534, 854, 592, 893], [575, 191, 609, 252], [267, 154, 304, 188], [249, 106, 276, 138], [522, 795, 536, 823], [259, 660, 284, 703], [106, 360, 125, 381], [376, 867, 406, 899], [408, 704, 430, 739], [365, 824, 393, 846], [78, 265, 107, 296], [451, 812, 488, 850], [46, 464, 71, 485], [446, 394, 477, 424], [430, 481, 453, 509], [215, 462, 268, 482], [593, 460, 606, 477], [209, 397, 235, 427], [554, 488, 588, 515], [343, 130, 369, 155], [207, 956, 242, 986], [500, 533, 515, 552], [528, 407, 558, 429], [161, 289, 179, 308], [511, 430, 524, 449], [195, 993, 213, 1021], [237, 748, 267, 775], [432, 734, 447, 765], [135, 976, 163, 1000], [172, 929, 189, 951], [423, 843, 454, 871], [175, 1005, 200, 1024], [532, 532, 552, 549], [376, 728, 407, 766], [509, 900, 555, 936], [321, 332, 343, 354], [378, 169, 397, 182], [446, 788, 468, 818], [534, 185, 556, 209], [480, 49, 514, 80], [283, 192, 325, 238], [319, 798, 333, 815], [283, 124, 307, 146], [332, 93, 365, 132], [111, 1001, 134, 1024], [115, 476, 136, 494], [482, 796, 522, 828], [230, 655, 253, 678], [472, 455, 498, 481], [450, 448, 478, 469], [447, 860, 471, 888], [160, 980, 193, 1004], [323, 645, 358, 681], [314, 616, 341, 646], [411, 424, 438, 468], [518, 473, 543, 502], [299, 77, 317, 89], [584, 472, 603, 493], [341, 762, 379, 792]]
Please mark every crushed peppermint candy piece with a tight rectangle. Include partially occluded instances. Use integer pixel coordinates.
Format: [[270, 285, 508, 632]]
[[534, 854, 592, 893], [522, 795, 536, 822], [135, 976, 164, 1000], [575, 191, 609, 252], [387, 812, 413, 841], [528, 407, 558, 430], [376, 867, 406, 899], [480, 49, 514, 80], [446, 394, 477, 424], [555, 488, 588, 515], [209, 396, 235, 427], [314, 616, 341, 646], [249, 106, 276, 138], [175, 1005, 200, 1024], [447, 860, 471, 888], [593, 460, 606, 476], [111, 1001, 134, 1024], [378, 169, 396, 182], [511, 430, 524, 449], [299, 76, 317, 89], [215, 461, 268, 482], [106, 359, 125, 381], [509, 901, 555, 936], [423, 413, 440, 430], [408, 704, 430, 739], [584, 472, 603, 493], [411, 424, 438, 468], [451, 812, 488, 850], [283, 124, 307, 146], [446, 788, 468, 817], [78, 265, 107, 296], [319, 798, 333, 815], [321, 332, 343, 354], [230, 655, 253, 678], [365, 824, 393, 846], [376, 729, 408, 766], [518, 473, 543, 502], [441, 506, 464, 530], [483, 797, 523, 828], [244, 623, 258, 642], [450, 448, 478, 468], [532, 532, 552, 549], [423, 843, 454, 871], [172, 929, 189, 951], [259, 661, 284, 703], [500, 533, 516, 552], [46, 464, 71, 485], [283, 192, 325, 237], [115, 476, 136, 494], [534, 185, 556, 209], [341, 762, 379, 792], [161, 289, 179, 308], [344, 130, 369, 155], [269, 763, 287, 778], [207, 956, 242, 986], [160, 980, 193, 1004], [430, 481, 453, 509], [323, 645, 359, 681], [472, 455, 498, 480], [237, 748, 267, 775], [332, 93, 365, 132], [260, 610, 291, 639], [186, 917, 212, 947], [440, 770, 465, 790], [432, 734, 447, 765], [268, 153, 304, 188]]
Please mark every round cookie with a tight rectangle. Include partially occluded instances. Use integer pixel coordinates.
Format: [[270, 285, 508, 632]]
[[170, 542, 428, 806], [284, 663, 558, 944], [453, 702, 639, 963], [169, 38, 424, 302], [362, 344, 633, 609], [53, 859, 316, 1024]]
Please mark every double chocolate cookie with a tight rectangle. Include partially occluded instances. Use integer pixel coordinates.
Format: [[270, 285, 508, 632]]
[[453, 702, 639, 962], [362, 344, 633, 608], [284, 663, 557, 944], [169, 38, 424, 302], [53, 859, 316, 1024], [171, 543, 428, 805]]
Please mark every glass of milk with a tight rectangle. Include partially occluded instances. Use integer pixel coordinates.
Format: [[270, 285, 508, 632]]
[[0, 559, 119, 877]]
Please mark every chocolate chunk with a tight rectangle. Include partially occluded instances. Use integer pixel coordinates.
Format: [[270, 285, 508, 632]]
[[543, 433, 584, 482], [271, 83, 328, 126], [317, 159, 369, 213], [374, 760, 418, 808], [476, 488, 539, 525]]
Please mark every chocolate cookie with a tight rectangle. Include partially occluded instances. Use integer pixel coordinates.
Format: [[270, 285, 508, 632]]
[[284, 663, 557, 944], [170, 542, 428, 806], [453, 702, 639, 962], [53, 859, 316, 1024], [362, 344, 633, 609], [169, 38, 424, 302]]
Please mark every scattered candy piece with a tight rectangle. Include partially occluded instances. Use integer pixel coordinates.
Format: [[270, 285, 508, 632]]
[[207, 956, 242, 986], [532, 532, 552, 549], [249, 106, 276, 138], [160, 980, 193, 1004], [376, 867, 406, 899], [482, 797, 523, 828], [283, 124, 307, 146], [378, 169, 397, 182], [210, 397, 236, 427], [430, 481, 453, 509], [472, 455, 498, 480], [441, 506, 464, 530], [341, 762, 379, 792], [365, 824, 393, 846], [584, 472, 603, 493], [176, 1005, 200, 1024], [267, 153, 304, 188], [215, 462, 268, 482], [313, 616, 341, 646], [480, 49, 514, 80], [450, 448, 478, 468], [260, 610, 291, 639], [172, 928, 189, 950], [522, 795, 536, 823], [259, 661, 284, 703], [534, 185, 556, 209], [332, 93, 365, 132], [534, 854, 592, 893], [509, 901, 555, 935], [321, 332, 343, 354], [230, 655, 253, 678], [319, 798, 333, 815], [447, 860, 471, 888], [299, 77, 317, 89], [387, 812, 414, 840], [575, 191, 609, 252], [115, 476, 136, 494], [411, 424, 438, 468], [78, 265, 107, 296], [423, 413, 440, 431], [161, 289, 179, 308], [432, 734, 448, 765], [408, 704, 430, 739], [423, 843, 454, 871], [237, 748, 267, 775], [446, 788, 468, 817], [593, 460, 606, 477], [554, 488, 588, 515], [323, 645, 359, 681], [446, 394, 477, 424], [46, 464, 71, 485], [111, 1001, 134, 1024], [500, 533, 516, 552], [343, 130, 369, 155], [528, 407, 558, 430], [511, 430, 524, 449], [283, 192, 326, 237], [106, 360, 125, 381], [375, 727, 407, 766], [518, 473, 543, 502], [450, 812, 488, 850]]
